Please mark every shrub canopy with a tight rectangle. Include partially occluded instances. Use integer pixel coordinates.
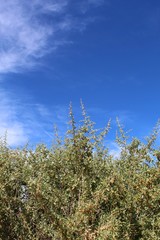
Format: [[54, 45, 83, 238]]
[[0, 106, 160, 239]]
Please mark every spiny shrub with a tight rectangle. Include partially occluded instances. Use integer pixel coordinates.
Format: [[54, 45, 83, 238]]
[[0, 105, 160, 239]]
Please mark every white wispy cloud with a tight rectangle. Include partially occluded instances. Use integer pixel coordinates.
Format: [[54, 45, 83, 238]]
[[0, 0, 104, 74], [0, 89, 28, 145], [0, 0, 105, 145], [78, 0, 106, 13], [0, 0, 55, 73], [0, 87, 68, 147]]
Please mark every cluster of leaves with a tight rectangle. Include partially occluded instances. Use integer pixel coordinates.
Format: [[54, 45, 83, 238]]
[[0, 105, 160, 239]]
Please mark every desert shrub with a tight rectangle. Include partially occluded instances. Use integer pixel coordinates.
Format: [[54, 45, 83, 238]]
[[0, 105, 160, 239]]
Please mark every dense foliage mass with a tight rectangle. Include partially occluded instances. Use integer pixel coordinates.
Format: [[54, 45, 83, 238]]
[[0, 105, 160, 239]]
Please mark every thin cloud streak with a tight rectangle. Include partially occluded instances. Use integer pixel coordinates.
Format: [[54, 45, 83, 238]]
[[0, 89, 28, 146], [0, 88, 68, 147], [0, 0, 104, 74], [0, 0, 105, 146], [0, 0, 55, 73]]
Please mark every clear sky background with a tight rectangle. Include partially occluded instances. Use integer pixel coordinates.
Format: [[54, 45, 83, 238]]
[[0, 0, 160, 149]]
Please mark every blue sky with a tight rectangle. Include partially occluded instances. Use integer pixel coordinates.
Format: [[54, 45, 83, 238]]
[[0, 0, 160, 148]]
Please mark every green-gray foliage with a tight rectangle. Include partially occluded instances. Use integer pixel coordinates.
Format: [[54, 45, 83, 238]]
[[0, 107, 160, 239]]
